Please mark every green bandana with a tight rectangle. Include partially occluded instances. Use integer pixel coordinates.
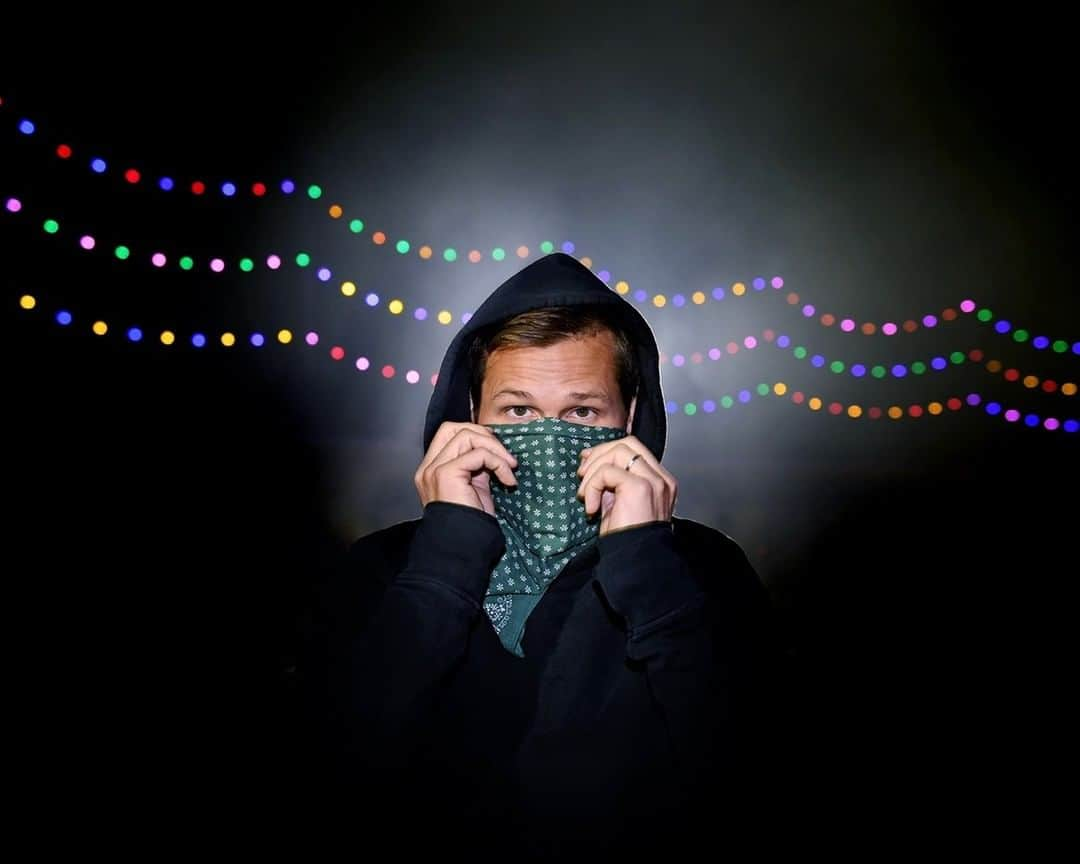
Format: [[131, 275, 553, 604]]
[[483, 418, 627, 656]]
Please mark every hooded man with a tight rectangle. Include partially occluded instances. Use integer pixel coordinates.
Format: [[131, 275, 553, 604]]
[[302, 253, 785, 856]]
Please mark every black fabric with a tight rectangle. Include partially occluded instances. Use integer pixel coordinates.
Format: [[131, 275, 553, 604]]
[[298, 253, 789, 855], [301, 505, 786, 855]]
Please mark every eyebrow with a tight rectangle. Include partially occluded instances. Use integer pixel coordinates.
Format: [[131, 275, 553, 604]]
[[491, 389, 610, 402]]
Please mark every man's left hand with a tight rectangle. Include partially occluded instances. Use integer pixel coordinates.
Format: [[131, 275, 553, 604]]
[[576, 435, 678, 536]]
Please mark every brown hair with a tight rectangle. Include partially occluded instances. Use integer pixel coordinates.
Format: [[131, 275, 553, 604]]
[[468, 305, 639, 414]]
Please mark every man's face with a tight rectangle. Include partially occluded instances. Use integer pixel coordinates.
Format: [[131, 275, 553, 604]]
[[473, 330, 635, 430]]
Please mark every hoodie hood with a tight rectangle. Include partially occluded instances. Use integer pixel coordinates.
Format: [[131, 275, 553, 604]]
[[423, 252, 667, 461]]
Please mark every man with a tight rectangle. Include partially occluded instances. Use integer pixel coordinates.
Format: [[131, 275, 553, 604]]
[[302, 252, 785, 855]]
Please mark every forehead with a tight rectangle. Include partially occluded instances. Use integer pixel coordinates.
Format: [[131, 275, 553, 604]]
[[483, 332, 619, 392]]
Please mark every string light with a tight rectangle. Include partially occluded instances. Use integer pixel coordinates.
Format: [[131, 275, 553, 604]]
[[12, 110, 318, 199], [656, 329, 1078, 396], [12, 293, 525, 392], [307, 236, 1055, 342], [13, 198, 341, 275], [8, 107, 1075, 349], [12, 108, 566, 260], [5, 185, 1077, 377], [773, 291, 1078, 354], [10, 190, 796, 330], [970, 304, 1079, 357], [661, 385, 1074, 432]]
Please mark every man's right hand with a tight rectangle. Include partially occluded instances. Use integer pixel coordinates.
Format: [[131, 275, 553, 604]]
[[414, 422, 518, 516]]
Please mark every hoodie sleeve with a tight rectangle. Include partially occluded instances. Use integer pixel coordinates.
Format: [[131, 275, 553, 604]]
[[361, 502, 504, 729], [592, 520, 785, 795], [301, 501, 505, 783]]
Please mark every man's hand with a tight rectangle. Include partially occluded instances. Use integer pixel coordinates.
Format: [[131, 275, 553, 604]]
[[415, 422, 518, 516], [576, 435, 677, 536]]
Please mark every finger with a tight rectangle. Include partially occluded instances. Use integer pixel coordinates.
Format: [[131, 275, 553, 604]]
[[439, 445, 519, 487], [579, 447, 668, 516], [580, 464, 652, 516], [463, 425, 519, 467], [578, 446, 623, 497], [424, 436, 516, 487], [579, 439, 676, 499], [431, 425, 518, 472], [578, 443, 652, 483], [424, 422, 515, 468], [577, 460, 630, 514], [470, 471, 496, 516], [419, 422, 468, 475], [591, 437, 665, 475], [578, 438, 644, 473], [434, 440, 518, 484]]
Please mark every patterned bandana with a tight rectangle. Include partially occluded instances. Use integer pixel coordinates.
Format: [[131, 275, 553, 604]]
[[483, 418, 627, 656]]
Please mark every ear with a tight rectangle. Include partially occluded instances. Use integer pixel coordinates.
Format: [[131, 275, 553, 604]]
[[624, 394, 637, 433], [470, 392, 476, 424]]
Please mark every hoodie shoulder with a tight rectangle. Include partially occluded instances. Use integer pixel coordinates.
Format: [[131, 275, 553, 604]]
[[347, 517, 422, 585], [672, 516, 763, 596]]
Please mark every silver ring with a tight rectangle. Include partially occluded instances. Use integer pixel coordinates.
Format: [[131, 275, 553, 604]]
[[625, 454, 641, 472]]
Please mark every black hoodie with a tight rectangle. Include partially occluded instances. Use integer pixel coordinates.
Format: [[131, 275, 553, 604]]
[[301, 254, 786, 856]]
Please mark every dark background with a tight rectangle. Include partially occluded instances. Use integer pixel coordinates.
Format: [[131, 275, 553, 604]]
[[2, 1, 1076, 830]]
